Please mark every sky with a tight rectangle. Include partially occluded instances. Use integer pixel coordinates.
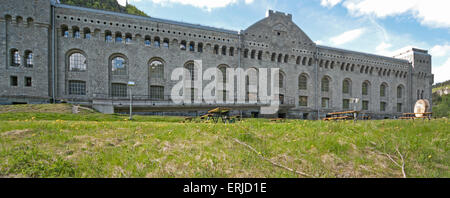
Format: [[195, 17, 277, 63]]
[[117, 0, 450, 84]]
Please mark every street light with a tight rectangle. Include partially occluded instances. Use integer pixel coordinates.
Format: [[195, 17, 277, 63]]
[[128, 81, 136, 120]]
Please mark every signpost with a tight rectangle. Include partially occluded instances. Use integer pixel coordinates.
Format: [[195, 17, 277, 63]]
[[128, 81, 136, 120]]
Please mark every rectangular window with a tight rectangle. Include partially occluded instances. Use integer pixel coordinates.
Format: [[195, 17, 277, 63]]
[[111, 83, 127, 97], [69, 81, 86, 95], [150, 86, 164, 100], [362, 100, 369, 111], [24, 77, 32, 87], [397, 103, 402, 113], [299, 96, 308, 107], [343, 99, 350, 110], [10, 76, 18, 86], [321, 98, 329, 108], [380, 102, 386, 112]]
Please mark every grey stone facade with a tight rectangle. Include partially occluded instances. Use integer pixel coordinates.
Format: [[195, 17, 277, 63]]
[[0, 0, 434, 119]]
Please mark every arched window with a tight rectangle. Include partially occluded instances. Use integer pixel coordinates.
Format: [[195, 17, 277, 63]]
[[279, 73, 285, 89], [154, 37, 160, 47], [244, 49, 249, 58], [115, 32, 122, 43], [250, 50, 255, 59], [69, 52, 87, 71], [180, 41, 187, 50], [278, 54, 282, 63], [397, 85, 403, 98], [105, 31, 112, 42], [284, 55, 289, 63], [214, 45, 220, 55], [271, 53, 276, 62], [362, 81, 369, 95], [61, 25, 69, 37], [296, 56, 301, 65], [72, 26, 80, 38], [229, 47, 234, 56], [302, 57, 307, 65], [111, 56, 127, 75], [321, 77, 330, 92], [190, 42, 196, 51], [298, 74, 307, 90], [380, 83, 387, 97], [222, 46, 227, 55], [125, 33, 132, 44], [11, 49, 20, 66], [83, 28, 91, 39], [342, 79, 351, 94], [144, 36, 151, 46], [308, 58, 312, 66], [149, 59, 164, 80], [25, 50, 33, 67], [258, 51, 262, 60], [198, 43, 203, 53], [163, 38, 169, 48]]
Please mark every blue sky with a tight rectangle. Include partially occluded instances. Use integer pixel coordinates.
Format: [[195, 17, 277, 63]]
[[118, 0, 450, 84]]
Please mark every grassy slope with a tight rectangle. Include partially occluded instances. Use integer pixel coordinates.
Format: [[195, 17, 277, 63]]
[[0, 104, 448, 178]]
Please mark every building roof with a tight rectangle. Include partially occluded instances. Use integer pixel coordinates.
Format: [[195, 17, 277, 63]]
[[52, 3, 239, 35]]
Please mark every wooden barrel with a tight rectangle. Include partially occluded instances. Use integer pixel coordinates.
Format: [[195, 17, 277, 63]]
[[414, 99, 430, 117]]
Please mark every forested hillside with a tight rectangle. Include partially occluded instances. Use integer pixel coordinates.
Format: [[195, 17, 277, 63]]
[[60, 0, 148, 17]]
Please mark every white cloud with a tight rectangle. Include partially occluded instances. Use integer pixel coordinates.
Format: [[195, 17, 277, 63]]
[[117, 0, 127, 6], [122, 0, 255, 11], [330, 28, 365, 45], [320, 0, 450, 29], [433, 58, 450, 83], [430, 44, 450, 57], [321, 0, 342, 7], [315, 40, 324, 45], [345, 0, 450, 28]]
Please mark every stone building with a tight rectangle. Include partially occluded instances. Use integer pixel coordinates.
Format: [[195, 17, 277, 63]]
[[0, 0, 434, 119]]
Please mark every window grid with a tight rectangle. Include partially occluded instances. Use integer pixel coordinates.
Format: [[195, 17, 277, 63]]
[[321, 78, 329, 92], [343, 99, 350, 110], [299, 96, 308, 107], [111, 57, 127, 75], [25, 51, 33, 67], [380, 102, 386, 111], [69, 81, 86, 95], [12, 50, 20, 66], [299, 75, 307, 90], [322, 98, 329, 108], [111, 83, 127, 97], [362, 82, 368, 95], [150, 86, 164, 100], [69, 53, 87, 71], [362, 100, 369, 110], [150, 61, 164, 80]]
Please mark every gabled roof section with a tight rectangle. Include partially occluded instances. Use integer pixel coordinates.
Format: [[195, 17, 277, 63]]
[[244, 10, 314, 45]]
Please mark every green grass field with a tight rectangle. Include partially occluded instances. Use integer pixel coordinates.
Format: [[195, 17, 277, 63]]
[[0, 104, 448, 178]]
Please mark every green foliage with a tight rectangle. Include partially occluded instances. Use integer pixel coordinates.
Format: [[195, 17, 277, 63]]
[[0, 108, 448, 178], [433, 94, 450, 118], [60, 0, 148, 17]]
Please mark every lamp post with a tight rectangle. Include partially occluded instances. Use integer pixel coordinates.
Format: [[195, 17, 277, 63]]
[[128, 81, 136, 120]]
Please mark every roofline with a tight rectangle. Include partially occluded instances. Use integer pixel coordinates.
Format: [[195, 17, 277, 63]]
[[317, 45, 410, 64], [52, 3, 239, 35]]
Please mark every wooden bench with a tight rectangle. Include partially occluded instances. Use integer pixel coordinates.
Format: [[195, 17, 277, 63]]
[[324, 111, 359, 121], [399, 112, 432, 120], [270, 118, 286, 122]]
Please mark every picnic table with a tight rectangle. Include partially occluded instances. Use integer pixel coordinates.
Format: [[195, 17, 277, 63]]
[[207, 107, 233, 123], [323, 111, 359, 121], [399, 112, 432, 120]]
